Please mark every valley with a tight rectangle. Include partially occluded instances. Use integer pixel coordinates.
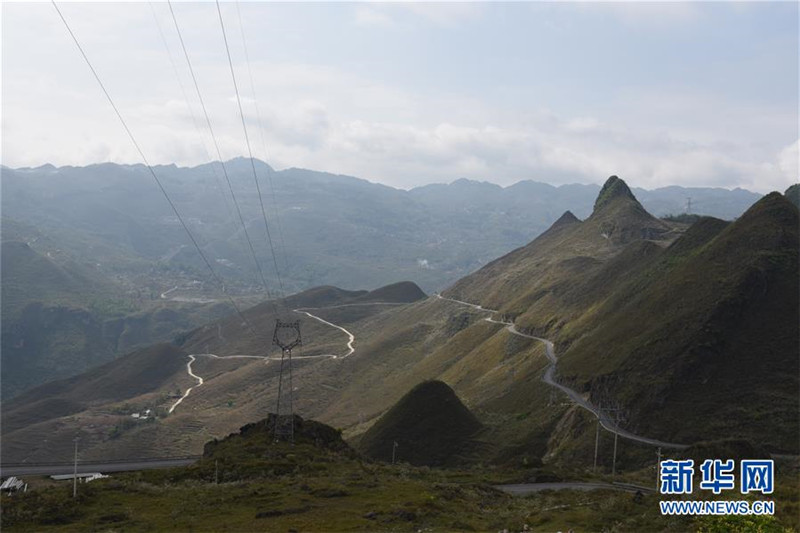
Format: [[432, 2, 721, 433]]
[[4, 178, 796, 474], [4, 2, 798, 529], [1, 175, 798, 533]]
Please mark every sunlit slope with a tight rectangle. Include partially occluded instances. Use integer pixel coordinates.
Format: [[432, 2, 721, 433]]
[[555, 192, 799, 451], [445, 176, 681, 319], [0, 282, 427, 462], [443, 177, 798, 452], [298, 294, 564, 465]]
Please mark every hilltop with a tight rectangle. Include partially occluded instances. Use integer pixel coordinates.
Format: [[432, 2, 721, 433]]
[[358, 381, 482, 466]]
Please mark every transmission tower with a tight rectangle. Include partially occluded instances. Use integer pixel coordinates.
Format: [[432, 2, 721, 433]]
[[272, 319, 301, 443]]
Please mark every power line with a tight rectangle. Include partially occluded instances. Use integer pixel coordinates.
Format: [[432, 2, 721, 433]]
[[234, 1, 290, 273], [166, 0, 274, 302], [216, 0, 286, 302], [147, 1, 237, 235], [51, 0, 257, 337]]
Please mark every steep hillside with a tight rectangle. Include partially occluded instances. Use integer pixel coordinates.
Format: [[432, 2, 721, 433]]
[[2, 343, 188, 432], [0, 238, 234, 399], [1, 240, 116, 398], [445, 175, 682, 319], [1, 241, 99, 315], [555, 192, 799, 451], [358, 381, 482, 466], [444, 178, 798, 452]]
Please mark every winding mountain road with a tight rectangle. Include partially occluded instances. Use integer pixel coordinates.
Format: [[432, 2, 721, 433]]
[[437, 294, 689, 450], [169, 294, 687, 450], [169, 303, 397, 413]]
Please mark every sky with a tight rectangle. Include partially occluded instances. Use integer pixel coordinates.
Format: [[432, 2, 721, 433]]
[[1, 1, 798, 193]]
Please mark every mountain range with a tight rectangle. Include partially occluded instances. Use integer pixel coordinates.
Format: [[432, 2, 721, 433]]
[[3, 175, 795, 469], [2, 161, 765, 400], [2, 159, 762, 295]]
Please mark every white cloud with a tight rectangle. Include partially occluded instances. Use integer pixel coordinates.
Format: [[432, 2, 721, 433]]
[[397, 3, 485, 26], [354, 5, 393, 27], [576, 1, 703, 27], [352, 2, 484, 28], [2, 2, 795, 195], [778, 140, 799, 185]]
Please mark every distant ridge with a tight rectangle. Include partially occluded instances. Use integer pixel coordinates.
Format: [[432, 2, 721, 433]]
[[353, 281, 426, 304]]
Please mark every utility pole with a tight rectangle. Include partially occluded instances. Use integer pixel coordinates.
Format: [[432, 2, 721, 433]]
[[392, 441, 399, 465], [656, 447, 663, 491], [610, 409, 624, 480], [593, 414, 601, 472], [215, 459, 219, 484], [72, 437, 79, 499]]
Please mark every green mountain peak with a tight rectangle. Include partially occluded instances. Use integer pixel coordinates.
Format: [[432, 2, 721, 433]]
[[593, 175, 636, 212]]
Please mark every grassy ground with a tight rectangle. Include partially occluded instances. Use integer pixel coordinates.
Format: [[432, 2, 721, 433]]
[[3, 423, 797, 532], [0, 459, 686, 532]]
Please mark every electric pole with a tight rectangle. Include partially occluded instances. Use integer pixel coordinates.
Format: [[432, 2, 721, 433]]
[[656, 447, 663, 491], [392, 441, 398, 464], [272, 319, 301, 443], [610, 410, 624, 480], [593, 414, 601, 472], [72, 437, 79, 499]]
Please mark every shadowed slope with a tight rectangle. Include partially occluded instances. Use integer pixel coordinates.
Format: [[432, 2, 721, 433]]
[[2, 343, 187, 435], [358, 380, 482, 466]]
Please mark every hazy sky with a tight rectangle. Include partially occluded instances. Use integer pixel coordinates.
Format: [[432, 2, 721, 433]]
[[2, 2, 798, 192]]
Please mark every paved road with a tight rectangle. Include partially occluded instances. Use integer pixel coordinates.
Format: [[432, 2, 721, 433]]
[[1, 457, 199, 477], [437, 294, 689, 450], [496, 482, 654, 495]]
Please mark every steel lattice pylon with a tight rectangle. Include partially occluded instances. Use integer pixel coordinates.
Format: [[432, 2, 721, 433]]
[[272, 319, 301, 443]]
